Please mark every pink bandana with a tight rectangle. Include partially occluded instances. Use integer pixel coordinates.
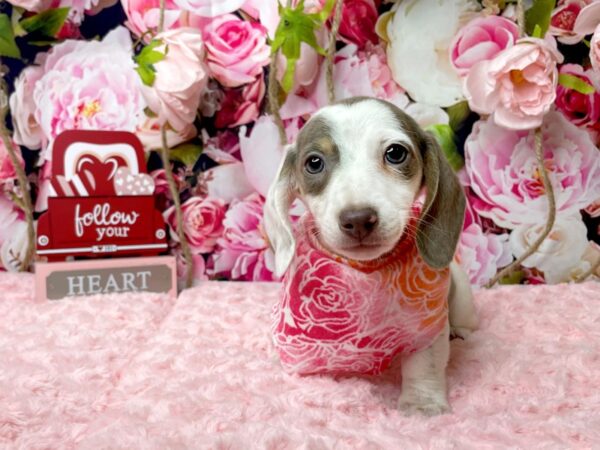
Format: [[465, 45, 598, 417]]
[[271, 213, 450, 376]]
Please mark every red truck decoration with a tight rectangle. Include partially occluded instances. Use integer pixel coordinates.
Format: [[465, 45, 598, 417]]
[[36, 130, 169, 261]]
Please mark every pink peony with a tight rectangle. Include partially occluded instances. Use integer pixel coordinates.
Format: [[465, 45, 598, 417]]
[[9, 65, 44, 150], [6, 0, 54, 12], [210, 192, 277, 281], [573, 2, 600, 70], [172, 0, 245, 17], [458, 223, 512, 287], [592, 25, 600, 72], [201, 129, 241, 163], [214, 75, 265, 128], [464, 37, 563, 130], [280, 44, 408, 121], [549, 0, 592, 44], [203, 14, 270, 88], [586, 198, 600, 217], [338, 0, 379, 49], [32, 27, 145, 155], [164, 195, 226, 254], [140, 28, 208, 132], [555, 64, 600, 131], [464, 111, 600, 229], [450, 15, 519, 76]]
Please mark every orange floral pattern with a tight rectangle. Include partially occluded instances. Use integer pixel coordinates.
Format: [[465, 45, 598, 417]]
[[272, 214, 450, 375]]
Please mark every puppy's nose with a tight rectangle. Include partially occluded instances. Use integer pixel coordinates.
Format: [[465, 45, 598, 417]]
[[339, 207, 378, 240]]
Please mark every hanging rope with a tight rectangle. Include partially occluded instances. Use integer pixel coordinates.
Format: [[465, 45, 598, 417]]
[[325, 0, 344, 103], [268, 56, 287, 145], [157, 0, 194, 288], [0, 74, 35, 272], [485, 0, 559, 287]]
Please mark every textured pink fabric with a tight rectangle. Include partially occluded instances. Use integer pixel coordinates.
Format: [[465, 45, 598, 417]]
[[272, 215, 450, 375], [1, 273, 600, 448]]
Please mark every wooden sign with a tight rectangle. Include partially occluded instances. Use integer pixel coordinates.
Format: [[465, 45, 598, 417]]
[[35, 130, 177, 301], [36, 130, 168, 261], [35, 256, 177, 300]]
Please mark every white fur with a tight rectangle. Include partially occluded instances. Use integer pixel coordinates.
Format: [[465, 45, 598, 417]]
[[305, 101, 422, 261], [264, 98, 477, 415]]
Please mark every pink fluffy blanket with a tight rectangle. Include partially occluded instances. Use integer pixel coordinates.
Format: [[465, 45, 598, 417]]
[[1, 273, 599, 449]]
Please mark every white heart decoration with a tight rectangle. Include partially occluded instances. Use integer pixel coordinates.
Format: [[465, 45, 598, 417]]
[[114, 167, 155, 196]]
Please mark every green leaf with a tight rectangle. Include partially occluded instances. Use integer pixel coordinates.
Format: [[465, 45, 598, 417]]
[[525, 0, 556, 37], [20, 7, 70, 37], [499, 270, 525, 285], [446, 101, 471, 131], [532, 24, 542, 38], [0, 14, 21, 59], [168, 143, 203, 167], [272, 0, 329, 92], [558, 73, 596, 94], [134, 39, 166, 87], [425, 124, 464, 172], [11, 8, 27, 38]]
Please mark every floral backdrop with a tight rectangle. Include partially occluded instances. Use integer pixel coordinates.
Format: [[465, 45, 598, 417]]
[[0, 0, 599, 287]]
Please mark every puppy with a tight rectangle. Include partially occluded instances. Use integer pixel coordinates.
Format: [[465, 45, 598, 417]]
[[264, 97, 477, 416]]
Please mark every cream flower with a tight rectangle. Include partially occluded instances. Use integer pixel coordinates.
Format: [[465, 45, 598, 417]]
[[510, 215, 589, 284], [381, 0, 479, 107]]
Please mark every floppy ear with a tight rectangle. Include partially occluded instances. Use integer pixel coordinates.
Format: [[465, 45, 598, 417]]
[[263, 145, 298, 277], [416, 133, 466, 269]]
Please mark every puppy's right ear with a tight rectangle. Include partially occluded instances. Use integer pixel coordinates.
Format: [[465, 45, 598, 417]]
[[264, 144, 298, 277]]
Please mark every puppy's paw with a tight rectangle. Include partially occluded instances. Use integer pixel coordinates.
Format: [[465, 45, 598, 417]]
[[398, 392, 450, 417]]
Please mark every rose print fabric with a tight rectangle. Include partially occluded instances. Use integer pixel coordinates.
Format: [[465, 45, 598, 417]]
[[272, 214, 450, 376]]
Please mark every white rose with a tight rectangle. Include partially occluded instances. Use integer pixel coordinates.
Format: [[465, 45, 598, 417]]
[[510, 215, 589, 284], [404, 103, 449, 129], [383, 0, 479, 107]]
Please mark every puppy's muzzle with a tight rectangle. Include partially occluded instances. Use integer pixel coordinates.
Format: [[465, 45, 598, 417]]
[[339, 207, 379, 241]]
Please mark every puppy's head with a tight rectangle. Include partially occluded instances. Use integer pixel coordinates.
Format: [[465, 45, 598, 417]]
[[264, 97, 465, 277]]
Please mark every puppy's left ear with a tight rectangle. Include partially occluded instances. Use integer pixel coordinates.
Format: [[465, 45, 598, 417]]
[[417, 132, 466, 269], [263, 144, 299, 277]]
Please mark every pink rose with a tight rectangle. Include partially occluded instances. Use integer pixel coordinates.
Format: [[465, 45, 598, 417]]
[[214, 75, 265, 128], [450, 15, 519, 76], [203, 14, 270, 88], [464, 38, 564, 130], [164, 195, 226, 254], [0, 138, 24, 185], [549, 0, 592, 44], [555, 64, 600, 130], [210, 192, 277, 281], [150, 168, 184, 211], [33, 27, 145, 154], [172, 0, 245, 17], [140, 28, 208, 132], [136, 117, 197, 151], [458, 223, 512, 287], [121, 0, 182, 38], [338, 0, 379, 49], [9, 65, 44, 150], [175, 251, 208, 286], [464, 111, 600, 229]]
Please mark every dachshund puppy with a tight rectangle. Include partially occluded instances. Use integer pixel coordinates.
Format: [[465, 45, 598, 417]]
[[264, 97, 477, 416]]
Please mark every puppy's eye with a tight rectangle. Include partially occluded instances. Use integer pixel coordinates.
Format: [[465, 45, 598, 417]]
[[305, 155, 324, 174], [384, 144, 409, 165]]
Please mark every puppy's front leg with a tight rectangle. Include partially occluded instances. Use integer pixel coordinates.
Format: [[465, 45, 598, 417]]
[[398, 322, 450, 416]]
